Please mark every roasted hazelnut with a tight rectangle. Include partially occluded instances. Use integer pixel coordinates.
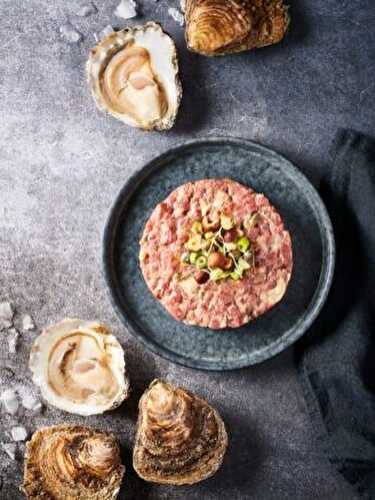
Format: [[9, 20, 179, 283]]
[[194, 271, 209, 284], [202, 216, 220, 232], [208, 252, 227, 269], [223, 228, 237, 242]]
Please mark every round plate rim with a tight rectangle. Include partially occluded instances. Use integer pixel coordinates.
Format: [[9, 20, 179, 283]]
[[102, 137, 336, 370]]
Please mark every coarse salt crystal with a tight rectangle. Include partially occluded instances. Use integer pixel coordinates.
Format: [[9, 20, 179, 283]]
[[22, 314, 35, 331], [1, 442, 17, 460], [168, 7, 185, 26], [21, 392, 42, 413], [7, 328, 20, 354], [59, 23, 83, 43], [0, 302, 14, 330], [115, 0, 137, 20], [11, 426, 28, 442], [0, 389, 19, 415]]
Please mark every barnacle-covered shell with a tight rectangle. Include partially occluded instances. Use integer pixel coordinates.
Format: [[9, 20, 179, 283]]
[[133, 379, 228, 485], [29, 319, 130, 416], [87, 22, 182, 130], [21, 424, 125, 500], [185, 0, 289, 56]]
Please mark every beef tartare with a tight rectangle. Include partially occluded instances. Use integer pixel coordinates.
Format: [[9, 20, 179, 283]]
[[139, 178, 293, 329]]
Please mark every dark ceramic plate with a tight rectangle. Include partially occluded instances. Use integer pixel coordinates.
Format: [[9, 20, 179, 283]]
[[103, 138, 335, 370]]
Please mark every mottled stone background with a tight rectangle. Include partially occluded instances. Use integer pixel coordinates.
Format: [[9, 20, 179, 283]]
[[1, 0, 374, 498]]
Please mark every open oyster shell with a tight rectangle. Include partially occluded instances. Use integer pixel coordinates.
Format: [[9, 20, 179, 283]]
[[185, 0, 289, 56], [21, 424, 125, 500], [87, 22, 182, 131], [133, 379, 228, 485], [29, 319, 130, 416]]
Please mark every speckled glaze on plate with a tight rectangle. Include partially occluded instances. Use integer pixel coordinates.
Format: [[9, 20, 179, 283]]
[[103, 138, 335, 370]]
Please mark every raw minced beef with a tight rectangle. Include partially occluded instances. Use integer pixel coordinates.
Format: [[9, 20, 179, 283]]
[[139, 178, 293, 329]]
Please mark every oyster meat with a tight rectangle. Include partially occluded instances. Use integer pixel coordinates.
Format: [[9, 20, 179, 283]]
[[185, 0, 290, 56], [87, 22, 182, 131], [22, 424, 125, 500], [133, 379, 228, 485], [29, 319, 130, 416]]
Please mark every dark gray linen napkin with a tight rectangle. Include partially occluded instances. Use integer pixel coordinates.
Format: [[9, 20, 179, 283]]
[[296, 129, 375, 499]]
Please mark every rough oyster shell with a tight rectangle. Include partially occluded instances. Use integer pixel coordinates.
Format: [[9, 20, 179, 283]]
[[87, 22, 182, 130], [133, 379, 228, 485], [29, 319, 130, 416], [185, 0, 290, 56], [21, 424, 125, 500]]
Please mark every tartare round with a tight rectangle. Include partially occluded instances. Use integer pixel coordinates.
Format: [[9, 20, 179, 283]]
[[139, 178, 293, 329]]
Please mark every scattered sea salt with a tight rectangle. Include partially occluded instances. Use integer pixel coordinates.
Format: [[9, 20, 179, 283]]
[[76, 2, 97, 17], [7, 328, 19, 354], [59, 23, 83, 43], [1, 443, 17, 460], [168, 7, 185, 26], [0, 302, 14, 330], [22, 314, 35, 331], [0, 389, 19, 415], [11, 426, 28, 442], [115, 0, 137, 20], [20, 392, 42, 414], [94, 24, 114, 42]]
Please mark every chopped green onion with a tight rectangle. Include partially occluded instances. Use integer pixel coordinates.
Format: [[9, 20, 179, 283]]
[[189, 252, 198, 264], [237, 236, 250, 253], [230, 271, 241, 281], [210, 268, 226, 281], [186, 234, 202, 251], [196, 255, 207, 269]]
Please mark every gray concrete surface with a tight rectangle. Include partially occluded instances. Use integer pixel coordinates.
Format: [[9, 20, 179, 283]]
[[1, 0, 374, 498]]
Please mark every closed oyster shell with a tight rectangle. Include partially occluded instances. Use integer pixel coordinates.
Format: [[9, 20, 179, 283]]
[[133, 379, 228, 485], [29, 319, 130, 416], [21, 424, 125, 500], [87, 22, 182, 130], [185, 0, 290, 56]]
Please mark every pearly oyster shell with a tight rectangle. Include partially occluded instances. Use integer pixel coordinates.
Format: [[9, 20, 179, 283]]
[[87, 22, 182, 131], [133, 379, 228, 485], [29, 319, 130, 416], [21, 424, 125, 500], [185, 0, 290, 56]]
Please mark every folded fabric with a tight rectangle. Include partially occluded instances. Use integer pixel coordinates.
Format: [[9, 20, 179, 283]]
[[296, 129, 375, 499]]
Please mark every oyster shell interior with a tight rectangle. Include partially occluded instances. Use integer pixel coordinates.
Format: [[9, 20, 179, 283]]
[[29, 319, 130, 416], [185, 0, 290, 56], [87, 22, 182, 130], [21, 424, 125, 500], [133, 379, 228, 485]]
